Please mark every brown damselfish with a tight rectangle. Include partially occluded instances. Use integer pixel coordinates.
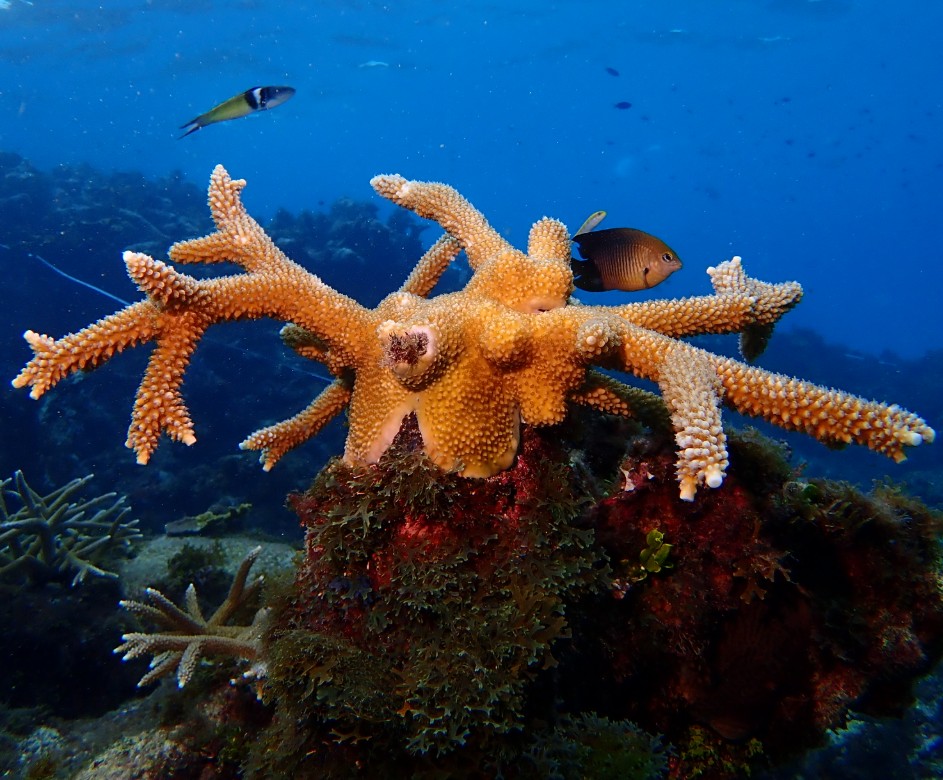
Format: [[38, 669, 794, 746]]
[[570, 227, 682, 292]]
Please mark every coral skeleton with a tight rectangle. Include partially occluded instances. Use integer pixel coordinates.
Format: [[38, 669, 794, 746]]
[[115, 545, 269, 687], [12, 166, 935, 499], [0, 470, 141, 586]]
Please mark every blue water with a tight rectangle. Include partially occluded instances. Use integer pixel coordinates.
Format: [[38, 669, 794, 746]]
[[0, 0, 940, 520], [2, 0, 941, 358], [1, 4, 942, 774]]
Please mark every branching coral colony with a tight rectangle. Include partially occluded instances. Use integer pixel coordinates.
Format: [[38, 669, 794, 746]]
[[0, 470, 140, 586], [115, 545, 269, 688], [12, 165, 935, 499]]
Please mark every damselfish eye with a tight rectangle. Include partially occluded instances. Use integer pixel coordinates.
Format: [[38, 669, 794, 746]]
[[662, 253, 673, 262]]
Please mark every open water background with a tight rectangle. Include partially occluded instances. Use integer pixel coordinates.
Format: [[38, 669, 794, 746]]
[[0, 0, 940, 529]]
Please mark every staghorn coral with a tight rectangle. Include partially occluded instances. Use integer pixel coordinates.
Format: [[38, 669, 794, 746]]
[[12, 166, 934, 499], [0, 470, 140, 586], [115, 545, 270, 688]]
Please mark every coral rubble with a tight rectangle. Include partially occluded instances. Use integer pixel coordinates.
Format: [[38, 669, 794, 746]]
[[11, 166, 934, 499]]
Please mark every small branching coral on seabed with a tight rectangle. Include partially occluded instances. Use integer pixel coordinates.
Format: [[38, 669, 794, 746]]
[[115, 545, 270, 687], [0, 470, 141, 586]]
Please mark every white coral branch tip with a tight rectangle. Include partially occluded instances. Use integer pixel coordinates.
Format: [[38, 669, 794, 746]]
[[703, 463, 725, 489]]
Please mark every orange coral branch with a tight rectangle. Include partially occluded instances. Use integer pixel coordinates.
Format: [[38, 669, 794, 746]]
[[240, 379, 353, 471], [12, 165, 935, 499]]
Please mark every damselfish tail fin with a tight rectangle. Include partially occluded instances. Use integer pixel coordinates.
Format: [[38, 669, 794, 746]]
[[570, 257, 604, 292]]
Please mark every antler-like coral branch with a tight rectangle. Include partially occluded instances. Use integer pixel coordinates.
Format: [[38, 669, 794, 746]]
[[115, 545, 269, 687], [12, 166, 935, 499], [14, 166, 373, 464], [613, 321, 935, 496], [0, 471, 140, 586], [614, 257, 803, 345], [370, 175, 506, 270]]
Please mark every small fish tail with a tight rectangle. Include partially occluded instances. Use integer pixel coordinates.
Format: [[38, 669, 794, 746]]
[[178, 121, 201, 139], [569, 257, 604, 292]]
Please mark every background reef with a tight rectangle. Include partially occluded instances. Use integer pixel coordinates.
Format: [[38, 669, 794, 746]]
[[0, 155, 942, 777], [1, 154, 940, 541], [5, 416, 939, 778]]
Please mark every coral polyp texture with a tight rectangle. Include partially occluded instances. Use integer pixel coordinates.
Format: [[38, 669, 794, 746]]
[[12, 165, 935, 498]]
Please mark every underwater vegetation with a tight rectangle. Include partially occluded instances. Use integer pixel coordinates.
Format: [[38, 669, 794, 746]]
[[589, 428, 943, 770], [85, 422, 943, 778]]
